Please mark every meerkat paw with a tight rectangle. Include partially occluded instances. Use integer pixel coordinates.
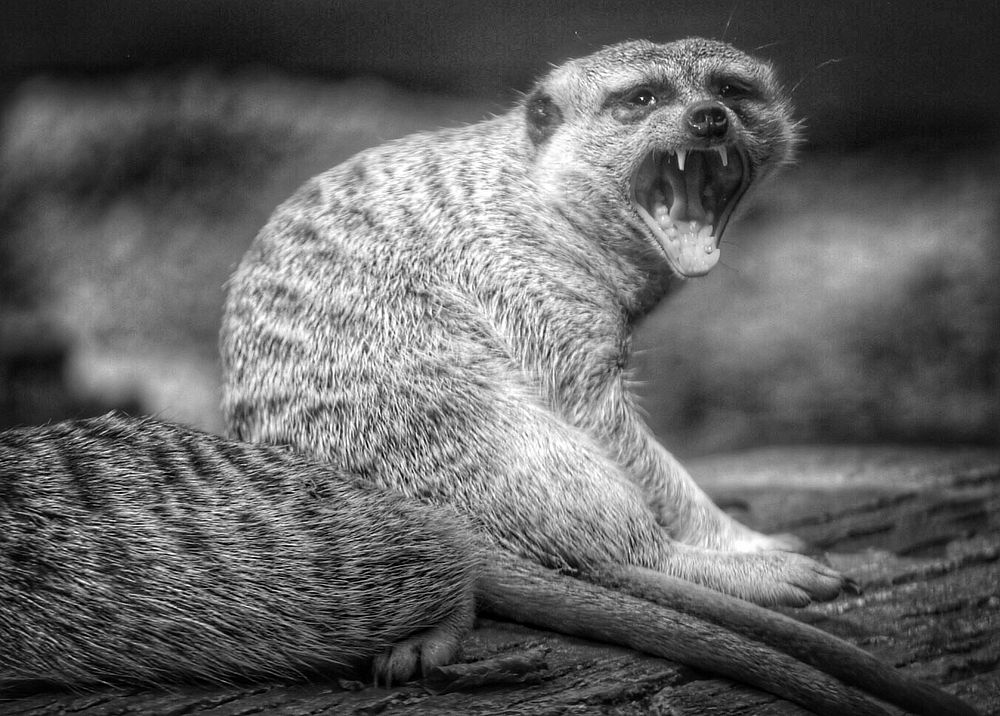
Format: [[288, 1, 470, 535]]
[[732, 551, 846, 607], [371, 626, 463, 687], [672, 543, 846, 606]]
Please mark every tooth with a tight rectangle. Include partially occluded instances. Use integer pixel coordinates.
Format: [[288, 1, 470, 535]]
[[715, 145, 729, 167], [676, 149, 687, 171]]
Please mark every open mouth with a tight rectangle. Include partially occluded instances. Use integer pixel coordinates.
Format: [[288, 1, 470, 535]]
[[632, 145, 749, 277]]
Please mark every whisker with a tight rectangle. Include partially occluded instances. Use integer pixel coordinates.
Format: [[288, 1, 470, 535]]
[[754, 40, 784, 52], [790, 57, 846, 95], [721, 1, 741, 42]]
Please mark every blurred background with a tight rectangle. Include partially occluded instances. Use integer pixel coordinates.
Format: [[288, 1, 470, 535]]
[[1, 0, 997, 457]]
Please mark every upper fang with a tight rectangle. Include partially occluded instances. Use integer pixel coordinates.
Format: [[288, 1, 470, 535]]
[[676, 149, 687, 171], [715, 145, 729, 167]]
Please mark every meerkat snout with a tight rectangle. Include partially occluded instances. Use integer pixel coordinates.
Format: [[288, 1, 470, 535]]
[[632, 112, 749, 278], [683, 101, 730, 140]]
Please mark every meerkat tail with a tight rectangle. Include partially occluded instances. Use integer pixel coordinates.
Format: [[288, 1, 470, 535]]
[[603, 565, 977, 716], [478, 554, 978, 716], [478, 556, 888, 716]]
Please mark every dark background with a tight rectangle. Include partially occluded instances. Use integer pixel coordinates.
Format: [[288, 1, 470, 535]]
[[2, 1, 998, 455], [5, 1, 1000, 146]]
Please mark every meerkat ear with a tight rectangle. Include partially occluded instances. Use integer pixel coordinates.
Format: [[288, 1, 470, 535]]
[[525, 89, 563, 145]]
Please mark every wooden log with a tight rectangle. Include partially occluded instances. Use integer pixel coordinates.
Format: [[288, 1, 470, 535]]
[[2, 446, 997, 715]]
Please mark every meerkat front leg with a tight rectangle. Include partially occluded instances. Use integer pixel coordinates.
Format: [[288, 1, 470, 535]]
[[644, 436, 806, 553], [421, 393, 843, 606], [592, 381, 803, 554]]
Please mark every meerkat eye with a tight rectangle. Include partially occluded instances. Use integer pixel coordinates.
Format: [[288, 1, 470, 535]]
[[718, 80, 755, 101], [627, 87, 657, 107]]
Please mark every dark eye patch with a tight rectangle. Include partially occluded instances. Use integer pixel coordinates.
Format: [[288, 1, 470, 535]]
[[606, 82, 674, 123], [627, 87, 657, 107], [714, 76, 759, 101]]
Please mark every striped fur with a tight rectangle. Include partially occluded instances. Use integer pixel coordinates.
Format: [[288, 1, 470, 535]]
[[0, 413, 476, 688]]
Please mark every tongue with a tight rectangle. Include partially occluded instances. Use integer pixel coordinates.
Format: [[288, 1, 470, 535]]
[[666, 151, 708, 222], [659, 152, 720, 276], [663, 222, 720, 276]]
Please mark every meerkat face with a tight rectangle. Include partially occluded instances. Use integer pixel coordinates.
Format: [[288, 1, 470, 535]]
[[525, 38, 797, 278]]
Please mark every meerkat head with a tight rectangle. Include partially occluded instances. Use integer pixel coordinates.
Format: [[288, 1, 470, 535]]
[[524, 38, 798, 278]]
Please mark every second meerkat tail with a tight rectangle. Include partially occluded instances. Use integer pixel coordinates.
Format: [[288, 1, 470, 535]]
[[600, 565, 977, 716], [478, 554, 978, 716]]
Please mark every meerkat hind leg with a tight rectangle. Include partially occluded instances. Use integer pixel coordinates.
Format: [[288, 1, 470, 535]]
[[371, 626, 460, 688], [370, 577, 475, 686]]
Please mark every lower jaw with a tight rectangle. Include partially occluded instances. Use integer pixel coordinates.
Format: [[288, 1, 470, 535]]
[[638, 210, 723, 277], [663, 228, 721, 277]]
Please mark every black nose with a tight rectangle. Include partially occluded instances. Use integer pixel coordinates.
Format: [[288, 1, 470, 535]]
[[684, 101, 729, 139]]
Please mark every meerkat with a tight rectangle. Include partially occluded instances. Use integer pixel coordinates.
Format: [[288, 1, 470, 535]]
[[215, 37, 975, 715], [0, 38, 975, 716], [223, 37, 822, 604]]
